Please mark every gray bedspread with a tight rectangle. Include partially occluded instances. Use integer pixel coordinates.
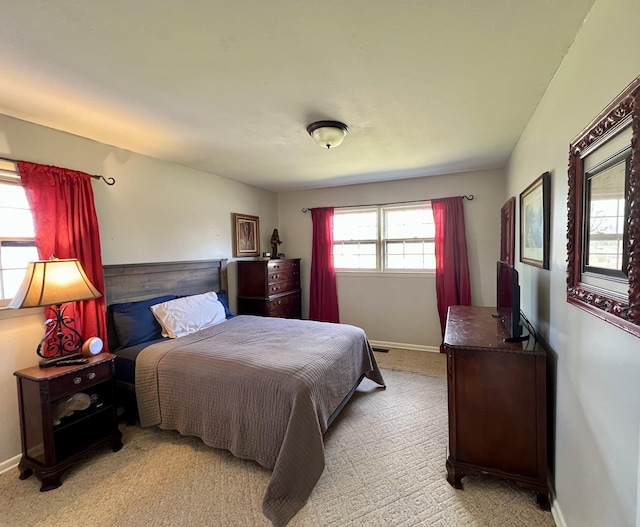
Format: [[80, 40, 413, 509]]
[[135, 315, 385, 526]]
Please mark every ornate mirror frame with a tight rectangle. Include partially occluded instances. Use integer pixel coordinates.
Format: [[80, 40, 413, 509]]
[[567, 76, 640, 337]]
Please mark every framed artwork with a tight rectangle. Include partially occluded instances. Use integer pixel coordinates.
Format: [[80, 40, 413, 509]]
[[520, 171, 550, 269], [233, 213, 260, 257], [500, 197, 515, 265]]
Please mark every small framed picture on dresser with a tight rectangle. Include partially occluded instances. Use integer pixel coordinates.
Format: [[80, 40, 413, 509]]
[[233, 213, 260, 257]]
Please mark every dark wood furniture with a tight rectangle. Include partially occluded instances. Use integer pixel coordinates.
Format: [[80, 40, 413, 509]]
[[237, 258, 301, 318], [14, 353, 122, 491], [443, 305, 549, 509]]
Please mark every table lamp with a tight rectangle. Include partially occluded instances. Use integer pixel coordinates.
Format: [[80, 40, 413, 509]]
[[8, 257, 101, 367]]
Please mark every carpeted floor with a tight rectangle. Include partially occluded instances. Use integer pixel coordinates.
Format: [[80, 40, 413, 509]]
[[1, 349, 555, 526]]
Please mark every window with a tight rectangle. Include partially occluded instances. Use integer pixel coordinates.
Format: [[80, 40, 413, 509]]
[[333, 203, 435, 271], [0, 162, 37, 303]]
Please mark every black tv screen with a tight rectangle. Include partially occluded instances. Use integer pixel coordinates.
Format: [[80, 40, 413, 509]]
[[496, 261, 523, 340]]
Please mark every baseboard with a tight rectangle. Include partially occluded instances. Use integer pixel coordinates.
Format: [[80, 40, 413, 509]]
[[0, 454, 20, 476], [550, 485, 566, 527], [368, 340, 440, 353]]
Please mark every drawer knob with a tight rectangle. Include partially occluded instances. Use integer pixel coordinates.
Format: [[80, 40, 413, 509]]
[[87, 372, 96, 380], [73, 377, 81, 384]]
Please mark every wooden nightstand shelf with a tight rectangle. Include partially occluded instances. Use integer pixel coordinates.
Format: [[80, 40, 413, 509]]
[[14, 353, 123, 491]]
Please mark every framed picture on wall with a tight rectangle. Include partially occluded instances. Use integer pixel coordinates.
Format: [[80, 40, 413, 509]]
[[500, 197, 515, 265], [520, 172, 550, 269], [233, 213, 260, 257]]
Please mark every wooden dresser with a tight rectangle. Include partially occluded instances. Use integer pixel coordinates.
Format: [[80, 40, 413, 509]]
[[443, 305, 549, 509], [237, 258, 301, 318]]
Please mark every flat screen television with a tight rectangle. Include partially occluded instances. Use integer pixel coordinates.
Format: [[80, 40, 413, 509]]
[[495, 261, 525, 342]]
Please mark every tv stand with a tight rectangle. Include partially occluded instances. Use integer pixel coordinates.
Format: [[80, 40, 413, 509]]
[[444, 305, 549, 510]]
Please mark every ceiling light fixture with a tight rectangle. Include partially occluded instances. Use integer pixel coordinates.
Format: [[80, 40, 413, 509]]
[[307, 120, 349, 149]]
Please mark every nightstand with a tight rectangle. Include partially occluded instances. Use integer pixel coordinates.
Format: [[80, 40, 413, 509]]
[[14, 353, 123, 491]]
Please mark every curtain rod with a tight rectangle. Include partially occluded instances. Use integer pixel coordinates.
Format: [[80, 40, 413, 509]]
[[301, 195, 474, 213], [0, 156, 116, 186]]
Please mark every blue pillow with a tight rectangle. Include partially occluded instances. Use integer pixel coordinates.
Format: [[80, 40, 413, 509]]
[[111, 295, 177, 349], [217, 290, 235, 319]]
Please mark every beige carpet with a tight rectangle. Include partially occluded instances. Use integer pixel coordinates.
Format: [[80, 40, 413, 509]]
[[1, 349, 555, 527]]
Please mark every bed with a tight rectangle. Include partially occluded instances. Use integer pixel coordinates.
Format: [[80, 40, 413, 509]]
[[103, 259, 385, 527]]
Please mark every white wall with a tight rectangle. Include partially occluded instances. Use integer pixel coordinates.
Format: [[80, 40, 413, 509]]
[[0, 113, 277, 466], [277, 169, 504, 349], [506, 1, 640, 525]]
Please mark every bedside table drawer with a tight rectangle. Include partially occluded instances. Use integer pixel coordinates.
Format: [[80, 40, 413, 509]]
[[49, 362, 112, 399]]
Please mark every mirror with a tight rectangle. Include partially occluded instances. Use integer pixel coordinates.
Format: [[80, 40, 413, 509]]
[[584, 147, 630, 279], [567, 76, 640, 337]]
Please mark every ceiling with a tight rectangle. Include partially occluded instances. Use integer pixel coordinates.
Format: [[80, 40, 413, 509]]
[[0, 1, 595, 192]]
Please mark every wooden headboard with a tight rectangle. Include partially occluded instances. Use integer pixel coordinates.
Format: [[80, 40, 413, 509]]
[[103, 259, 228, 306]]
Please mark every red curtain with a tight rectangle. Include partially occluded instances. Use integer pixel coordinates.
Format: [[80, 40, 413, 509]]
[[309, 207, 340, 323], [432, 196, 472, 352], [18, 161, 108, 351]]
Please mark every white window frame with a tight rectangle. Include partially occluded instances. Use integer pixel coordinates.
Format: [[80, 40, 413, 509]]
[[0, 163, 37, 307], [333, 202, 435, 273]]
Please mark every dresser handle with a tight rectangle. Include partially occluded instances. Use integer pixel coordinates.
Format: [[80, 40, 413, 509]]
[[73, 377, 81, 384], [87, 372, 96, 380]]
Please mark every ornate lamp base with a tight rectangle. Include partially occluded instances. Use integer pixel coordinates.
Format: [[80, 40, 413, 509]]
[[37, 303, 85, 368]]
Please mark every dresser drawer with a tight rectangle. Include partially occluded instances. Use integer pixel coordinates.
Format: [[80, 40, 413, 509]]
[[267, 259, 299, 274], [269, 305, 302, 319], [266, 291, 300, 311], [267, 267, 300, 285], [267, 279, 299, 296], [267, 293, 302, 318], [49, 362, 113, 400]]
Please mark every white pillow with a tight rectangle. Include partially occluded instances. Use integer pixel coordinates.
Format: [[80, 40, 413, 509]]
[[150, 292, 226, 338]]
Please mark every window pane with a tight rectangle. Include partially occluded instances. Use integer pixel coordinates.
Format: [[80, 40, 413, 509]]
[[387, 242, 404, 255], [0, 183, 29, 208], [0, 208, 35, 237], [387, 255, 404, 268], [1, 243, 39, 269], [385, 240, 434, 270], [333, 242, 376, 269], [404, 255, 423, 268], [405, 242, 424, 254], [0, 177, 37, 299], [385, 207, 434, 239], [334, 211, 377, 241], [2, 269, 28, 299], [359, 255, 377, 269]]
